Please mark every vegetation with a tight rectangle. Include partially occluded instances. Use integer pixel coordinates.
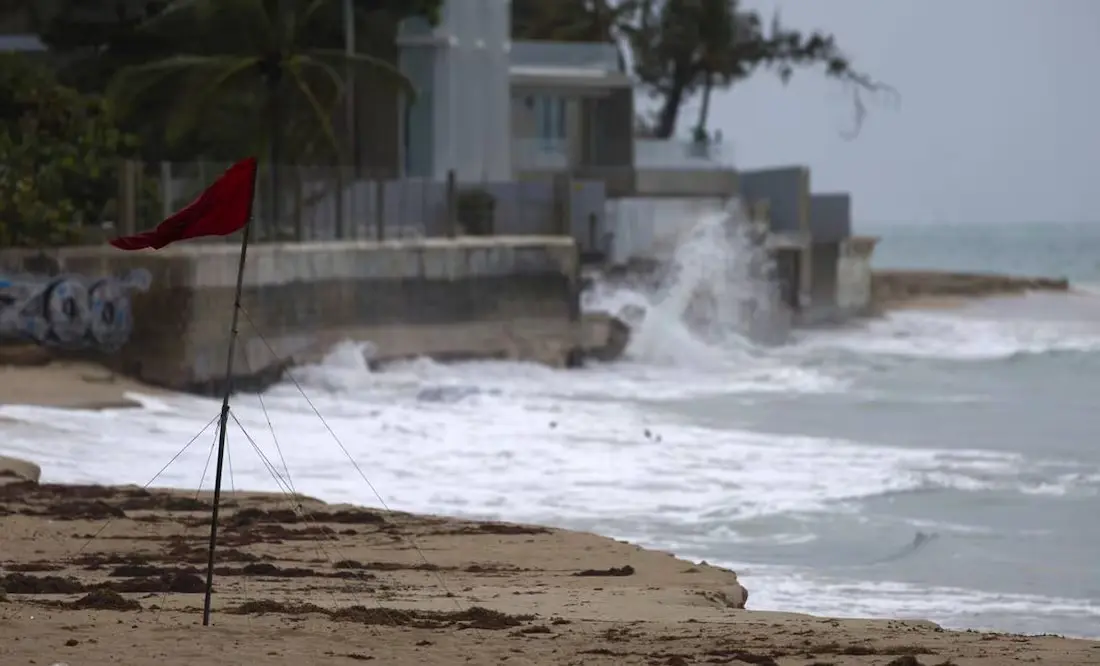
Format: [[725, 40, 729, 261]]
[[0, 54, 150, 247], [2, 0, 442, 242], [28, 0, 443, 163], [104, 0, 419, 222], [512, 0, 893, 140], [456, 189, 497, 236]]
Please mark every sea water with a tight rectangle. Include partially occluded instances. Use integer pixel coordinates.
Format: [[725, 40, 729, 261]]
[[2, 215, 1099, 638]]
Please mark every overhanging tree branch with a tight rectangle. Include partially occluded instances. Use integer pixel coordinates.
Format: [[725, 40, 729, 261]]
[[763, 11, 899, 140]]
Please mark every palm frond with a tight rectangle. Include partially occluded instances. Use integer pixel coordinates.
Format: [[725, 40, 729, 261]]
[[307, 48, 415, 101], [164, 56, 263, 144], [209, 0, 278, 52], [295, 0, 338, 43], [292, 53, 347, 98], [107, 55, 242, 119], [137, 0, 202, 31], [139, 0, 277, 55], [286, 55, 341, 159]]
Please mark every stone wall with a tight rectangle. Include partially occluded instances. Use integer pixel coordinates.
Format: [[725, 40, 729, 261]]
[[0, 237, 594, 394]]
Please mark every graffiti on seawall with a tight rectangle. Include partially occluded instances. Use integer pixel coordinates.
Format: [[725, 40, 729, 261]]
[[0, 270, 152, 352]]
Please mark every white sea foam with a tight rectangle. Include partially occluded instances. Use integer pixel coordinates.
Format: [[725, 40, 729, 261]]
[[3, 360, 1092, 527], [794, 292, 1100, 362], [735, 564, 1100, 637]]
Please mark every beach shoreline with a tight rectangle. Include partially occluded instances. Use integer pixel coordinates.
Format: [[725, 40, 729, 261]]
[[0, 277, 1073, 407], [1, 457, 1099, 665]]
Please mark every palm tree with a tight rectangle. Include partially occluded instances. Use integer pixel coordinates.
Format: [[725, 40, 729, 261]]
[[107, 0, 414, 231]]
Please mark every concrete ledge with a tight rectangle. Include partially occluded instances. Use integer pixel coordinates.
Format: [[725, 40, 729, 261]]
[[3, 236, 577, 287]]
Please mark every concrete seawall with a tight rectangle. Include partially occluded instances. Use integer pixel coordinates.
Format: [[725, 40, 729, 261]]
[[1, 237, 621, 394]]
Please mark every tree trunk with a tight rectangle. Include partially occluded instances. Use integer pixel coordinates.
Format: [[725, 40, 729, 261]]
[[654, 82, 686, 139], [696, 71, 713, 134]]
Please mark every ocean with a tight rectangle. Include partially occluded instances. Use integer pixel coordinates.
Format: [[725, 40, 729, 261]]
[[2, 217, 1099, 638]]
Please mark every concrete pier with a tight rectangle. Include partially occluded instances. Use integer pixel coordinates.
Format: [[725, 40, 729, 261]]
[[872, 270, 1070, 310]]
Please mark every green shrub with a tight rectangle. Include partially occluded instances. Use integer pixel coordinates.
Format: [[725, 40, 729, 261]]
[[456, 188, 496, 236], [0, 53, 150, 247]]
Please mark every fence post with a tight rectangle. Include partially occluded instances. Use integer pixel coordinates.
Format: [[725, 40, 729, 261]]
[[552, 173, 573, 237], [445, 169, 457, 238], [335, 165, 346, 240], [374, 179, 385, 241], [159, 161, 173, 222], [118, 159, 137, 236], [292, 165, 305, 242]]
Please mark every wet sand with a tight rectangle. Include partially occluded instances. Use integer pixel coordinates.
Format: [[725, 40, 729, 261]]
[[1, 464, 1098, 666], [0, 357, 164, 410]]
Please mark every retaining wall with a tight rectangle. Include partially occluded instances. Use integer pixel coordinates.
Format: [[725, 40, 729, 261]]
[[0, 237, 588, 393], [837, 236, 878, 315]]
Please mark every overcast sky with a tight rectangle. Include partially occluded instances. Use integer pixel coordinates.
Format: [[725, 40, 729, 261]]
[[702, 0, 1099, 225]]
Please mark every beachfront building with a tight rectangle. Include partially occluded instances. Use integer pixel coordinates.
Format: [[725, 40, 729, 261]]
[[388, 0, 871, 323], [739, 167, 874, 322], [392, 0, 737, 199]]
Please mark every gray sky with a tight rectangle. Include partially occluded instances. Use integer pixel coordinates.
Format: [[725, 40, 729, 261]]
[[703, 0, 1100, 225]]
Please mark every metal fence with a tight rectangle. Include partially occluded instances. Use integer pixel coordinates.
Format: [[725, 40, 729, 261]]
[[118, 162, 608, 245]]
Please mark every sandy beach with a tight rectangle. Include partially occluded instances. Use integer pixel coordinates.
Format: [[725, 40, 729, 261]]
[[0, 456, 1097, 666]]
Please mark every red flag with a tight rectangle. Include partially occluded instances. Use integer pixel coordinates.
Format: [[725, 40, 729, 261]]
[[110, 157, 258, 251]]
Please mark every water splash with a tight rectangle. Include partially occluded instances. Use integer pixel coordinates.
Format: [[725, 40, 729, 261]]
[[584, 199, 787, 366]]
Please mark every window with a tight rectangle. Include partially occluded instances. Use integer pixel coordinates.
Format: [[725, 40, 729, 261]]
[[534, 95, 566, 150]]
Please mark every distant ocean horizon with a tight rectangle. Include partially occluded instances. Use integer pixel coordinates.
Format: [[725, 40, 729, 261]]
[[862, 219, 1100, 286]]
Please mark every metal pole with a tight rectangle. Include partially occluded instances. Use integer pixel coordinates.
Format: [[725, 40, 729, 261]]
[[201, 168, 258, 626], [336, 0, 357, 239], [344, 0, 356, 173]]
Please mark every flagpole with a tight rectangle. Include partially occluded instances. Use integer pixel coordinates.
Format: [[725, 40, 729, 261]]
[[202, 165, 259, 626]]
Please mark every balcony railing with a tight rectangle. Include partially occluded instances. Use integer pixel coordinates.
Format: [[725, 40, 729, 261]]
[[634, 139, 731, 170], [510, 41, 621, 73], [512, 137, 569, 171], [512, 136, 736, 178]]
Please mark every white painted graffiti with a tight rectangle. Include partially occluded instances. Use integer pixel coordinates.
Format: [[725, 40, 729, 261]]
[[0, 270, 151, 352]]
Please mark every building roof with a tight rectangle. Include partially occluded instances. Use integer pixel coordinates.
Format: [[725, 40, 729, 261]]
[[509, 40, 632, 89]]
